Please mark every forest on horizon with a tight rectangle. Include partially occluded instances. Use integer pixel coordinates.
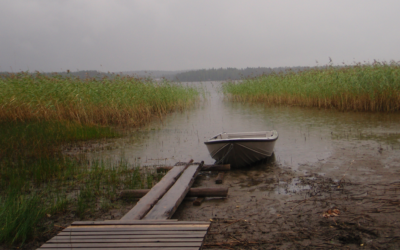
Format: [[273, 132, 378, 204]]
[[0, 66, 314, 81]]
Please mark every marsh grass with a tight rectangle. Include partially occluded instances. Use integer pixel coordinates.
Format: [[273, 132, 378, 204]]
[[0, 73, 197, 246], [223, 62, 400, 112], [0, 72, 199, 126], [0, 156, 163, 246]]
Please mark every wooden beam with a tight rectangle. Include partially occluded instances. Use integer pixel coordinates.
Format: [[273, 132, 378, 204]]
[[157, 164, 230, 172], [39, 242, 202, 248], [215, 172, 225, 184], [143, 162, 204, 220], [193, 197, 205, 206], [201, 164, 230, 171], [120, 160, 193, 221], [120, 187, 228, 199], [72, 221, 208, 226]]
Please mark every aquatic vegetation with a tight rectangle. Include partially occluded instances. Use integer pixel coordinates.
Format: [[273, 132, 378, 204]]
[[0, 72, 196, 246], [0, 72, 199, 126], [0, 157, 163, 245], [223, 62, 400, 112]]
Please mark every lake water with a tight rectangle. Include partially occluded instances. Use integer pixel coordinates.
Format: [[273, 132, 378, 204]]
[[87, 81, 400, 171]]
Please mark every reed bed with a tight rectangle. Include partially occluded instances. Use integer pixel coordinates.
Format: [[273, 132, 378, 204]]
[[0, 72, 197, 246], [223, 62, 400, 112], [0, 72, 199, 126]]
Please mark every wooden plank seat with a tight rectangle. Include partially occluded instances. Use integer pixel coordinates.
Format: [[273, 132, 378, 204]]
[[38, 220, 210, 249]]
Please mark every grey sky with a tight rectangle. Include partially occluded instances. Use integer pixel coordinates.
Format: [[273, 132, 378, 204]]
[[1, 0, 399, 72]]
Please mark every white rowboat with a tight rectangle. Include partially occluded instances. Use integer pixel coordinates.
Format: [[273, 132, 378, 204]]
[[204, 131, 278, 168]]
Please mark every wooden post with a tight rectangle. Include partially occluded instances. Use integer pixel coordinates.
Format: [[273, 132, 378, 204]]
[[215, 172, 225, 184], [120, 160, 193, 221], [120, 187, 229, 199], [193, 197, 205, 206]]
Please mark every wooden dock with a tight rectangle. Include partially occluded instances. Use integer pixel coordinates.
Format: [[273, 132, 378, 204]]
[[38, 220, 210, 249], [38, 160, 228, 250]]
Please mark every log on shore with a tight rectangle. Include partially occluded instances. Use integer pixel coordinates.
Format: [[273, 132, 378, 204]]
[[215, 172, 225, 184], [157, 164, 230, 172], [193, 197, 205, 206], [120, 187, 229, 199]]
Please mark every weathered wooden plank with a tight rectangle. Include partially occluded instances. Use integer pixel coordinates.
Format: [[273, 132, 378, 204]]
[[56, 230, 207, 236], [215, 172, 225, 184], [120, 160, 193, 221], [157, 164, 230, 172], [47, 238, 202, 243], [51, 234, 206, 240], [39, 248, 199, 250], [72, 220, 209, 226], [68, 224, 209, 229], [120, 187, 228, 199], [193, 197, 204, 206], [143, 162, 204, 220], [201, 164, 230, 171], [40, 242, 202, 248], [62, 226, 208, 232]]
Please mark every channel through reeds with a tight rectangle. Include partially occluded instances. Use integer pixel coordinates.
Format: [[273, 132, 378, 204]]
[[223, 62, 400, 112]]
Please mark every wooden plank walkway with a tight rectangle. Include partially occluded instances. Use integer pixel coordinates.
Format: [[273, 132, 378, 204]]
[[38, 161, 212, 250], [38, 220, 210, 249], [143, 162, 203, 220]]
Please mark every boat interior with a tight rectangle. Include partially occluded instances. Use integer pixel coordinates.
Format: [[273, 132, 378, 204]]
[[214, 131, 275, 140]]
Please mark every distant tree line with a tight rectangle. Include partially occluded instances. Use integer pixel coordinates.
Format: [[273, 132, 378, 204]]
[[0, 70, 116, 80], [171, 67, 311, 82], [1, 66, 319, 82]]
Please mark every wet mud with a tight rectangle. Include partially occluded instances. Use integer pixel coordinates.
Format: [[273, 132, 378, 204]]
[[174, 138, 400, 249]]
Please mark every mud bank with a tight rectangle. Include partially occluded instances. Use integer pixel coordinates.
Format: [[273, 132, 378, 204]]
[[173, 138, 400, 249]]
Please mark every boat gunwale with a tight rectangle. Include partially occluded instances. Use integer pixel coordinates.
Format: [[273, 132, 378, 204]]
[[204, 136, 278, 145]]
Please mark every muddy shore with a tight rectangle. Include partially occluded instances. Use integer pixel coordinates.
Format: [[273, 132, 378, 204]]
[[171, 138, 400, 249]]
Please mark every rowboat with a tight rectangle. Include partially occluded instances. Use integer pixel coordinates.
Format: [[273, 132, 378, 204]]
[[204, 131, 278, 168]]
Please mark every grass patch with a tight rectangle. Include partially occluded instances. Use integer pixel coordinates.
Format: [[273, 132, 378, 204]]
[[0, 121, 117, 159], [223, 62, 400, 112]]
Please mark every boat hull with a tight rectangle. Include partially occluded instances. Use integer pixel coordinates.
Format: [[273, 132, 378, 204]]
[[204, 131, 278, 168]]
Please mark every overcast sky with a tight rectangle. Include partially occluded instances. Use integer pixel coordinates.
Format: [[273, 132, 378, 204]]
[[1, 0, 399, 72]]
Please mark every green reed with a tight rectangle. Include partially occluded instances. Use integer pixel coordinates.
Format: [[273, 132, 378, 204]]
[[0, 72, 197, 246], [223, 62, 400, 112], [0, 72, 199, 126]]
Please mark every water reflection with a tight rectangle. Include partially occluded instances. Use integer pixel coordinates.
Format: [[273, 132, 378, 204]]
[[87, 81, 400, 169]]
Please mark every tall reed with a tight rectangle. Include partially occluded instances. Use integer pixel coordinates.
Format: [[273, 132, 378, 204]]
[[0, 72, 196, 246], [0, 72, 198, 126], [223, 62, 400, 112]]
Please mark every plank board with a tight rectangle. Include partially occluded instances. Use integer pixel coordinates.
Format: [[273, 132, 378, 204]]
[[47, 238, 203, 243], [121, 161, 192, 220], [62, 226, 208, 232], [40, 221, 210, 249], [72, 220, 209, 226], [40, 242, 202, 248], [38, 246, 199, 250], [143, 162, 203, 220], [51, 234, 206, 240], [56, 230, 206, 236]]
